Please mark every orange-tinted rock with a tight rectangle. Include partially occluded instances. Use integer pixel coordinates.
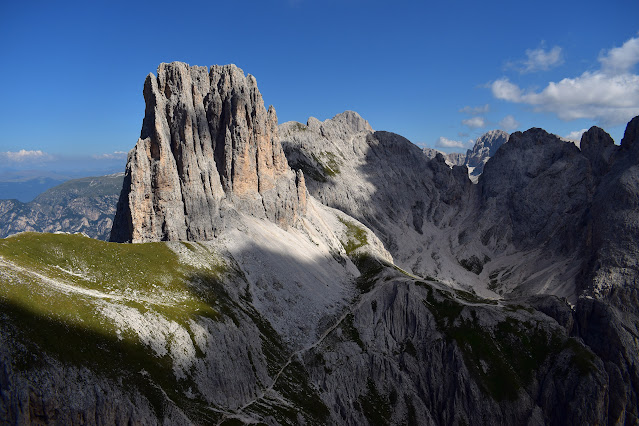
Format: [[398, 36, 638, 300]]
[[111, 62, 305, 242]]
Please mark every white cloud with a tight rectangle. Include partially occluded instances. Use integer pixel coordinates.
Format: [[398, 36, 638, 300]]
[[564, 128, 588, 142], [599, 37, 639, 75], [436, 137, 472, 149], [521, 45, 564, 72], [491, 36, 639, 126], [462, 116, 486, 128], [93, 151, 128, 160], [491, 78, 522, 101], [459, 104, 490, 115], [0, 149, 53, 163], [499, 115, 520, 131]]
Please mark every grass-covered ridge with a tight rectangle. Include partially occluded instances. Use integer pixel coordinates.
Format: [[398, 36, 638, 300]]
[[0, 232, 226, 326], [337, 217, 368, 255], [0, 232, 235, 419]]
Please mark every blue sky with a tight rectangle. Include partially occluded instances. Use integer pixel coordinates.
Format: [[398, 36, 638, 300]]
[[1, 0, 638, 174]]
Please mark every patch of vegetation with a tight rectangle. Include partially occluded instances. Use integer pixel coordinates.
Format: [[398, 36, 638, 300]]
[[352, 253, 385, 293], [337, 217, 368, 255], [423, 286, 464, 328], [503, 304, 534, 313], [180, 241, 197, 252], [292, 122, 308, 132], [0, 298, 205, 420], [288, 159, 328, 183], [240, 304, 288, 377], [0, 233, 230, 337], [454, 289, 498, 305], [418, 281, 595, 402], [311, 151, 341, 177], [341, 313, 364, 350], [359, 378, 392, 426], [273, 361, 330, 424], [564, 338, 597, 375], [458, 255, 488, 275], [401, 339, 417, 358]]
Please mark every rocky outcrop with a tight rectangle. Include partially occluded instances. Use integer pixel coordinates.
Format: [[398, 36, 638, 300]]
[[477, 128, 591, 253], [465, 129, 509, 180], [110, 62, 306, 243], [422, 130, 509, 181], [423, 148, 465, 167]]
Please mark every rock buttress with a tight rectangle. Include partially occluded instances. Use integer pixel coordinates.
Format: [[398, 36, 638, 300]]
[[110, 62, 306, 243]]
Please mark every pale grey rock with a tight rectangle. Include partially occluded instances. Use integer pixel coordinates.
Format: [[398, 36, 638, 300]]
[[422, 130, 509, 181], [423, 148, 465, 167], [445, 151, 466, 166], [465, 129, 509, 181], [110, 62, 306, 243]]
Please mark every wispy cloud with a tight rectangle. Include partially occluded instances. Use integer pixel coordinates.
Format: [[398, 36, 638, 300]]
[[0, 149, 54, 163], [436, 137, 472, 149], [93, 151, 128, 160], [505, 43, 564, 73], [564, 128, 588, 142], [499, 115, 520, 131], [459, 104, 490, 115], [491, 36, 639, 126], [462, 116, 486, 129], [522, 45, 563, 72]]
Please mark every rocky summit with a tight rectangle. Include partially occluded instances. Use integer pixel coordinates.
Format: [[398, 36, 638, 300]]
[[1, 63, 639, 425], [110, 62, 306, 243]]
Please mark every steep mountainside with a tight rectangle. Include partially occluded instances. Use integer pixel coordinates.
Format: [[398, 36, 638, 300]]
[[110, 63, 305, 243], [1, 63, 638, 425], [283, 112, 639, 423], [0, 173, 123, 240], [0, 231, 608, 425]]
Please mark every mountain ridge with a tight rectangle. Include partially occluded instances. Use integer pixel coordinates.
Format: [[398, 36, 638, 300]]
[[1, 62, 638, 425]]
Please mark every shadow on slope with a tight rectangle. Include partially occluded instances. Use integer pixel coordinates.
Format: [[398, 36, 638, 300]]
[[1, 229, 632, 424]]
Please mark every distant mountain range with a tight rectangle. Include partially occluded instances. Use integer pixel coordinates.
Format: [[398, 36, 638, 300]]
[[424, 129, 510, 182], [0, 171, 71, 202], [0, 173, 123, 240]]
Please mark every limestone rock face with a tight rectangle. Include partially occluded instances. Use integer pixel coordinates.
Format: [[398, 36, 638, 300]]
[[281, 113, 475, 286], [422, 148, 465, 167], [465, 129, 509, 181], [110, 62, 306, 243], [422, 130, 508, 181], [478, 128, 591, 252]]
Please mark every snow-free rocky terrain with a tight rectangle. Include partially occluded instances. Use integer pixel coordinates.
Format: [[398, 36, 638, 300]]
[[1, 62, 638, 425], [0, 173, 123, 241]]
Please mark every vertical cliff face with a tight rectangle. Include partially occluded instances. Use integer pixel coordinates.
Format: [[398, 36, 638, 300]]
[[110, 62, 306, 243]]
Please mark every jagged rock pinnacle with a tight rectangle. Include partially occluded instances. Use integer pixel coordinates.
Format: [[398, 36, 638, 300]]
[[110, 62, 306, 242]]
